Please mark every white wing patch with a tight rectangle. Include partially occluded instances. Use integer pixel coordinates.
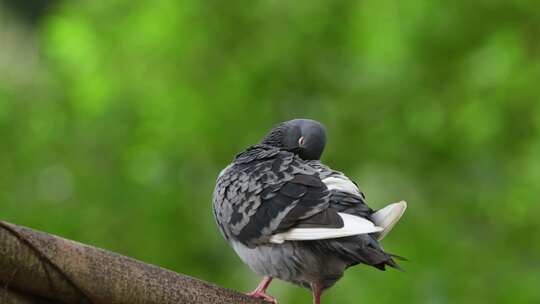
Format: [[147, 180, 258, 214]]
[[371, 201, 407, 241], [269, 213, 383, 244], [322, 176, 360, 195]]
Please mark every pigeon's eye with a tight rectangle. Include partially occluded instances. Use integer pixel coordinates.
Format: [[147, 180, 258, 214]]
[[298, 137, 305, 146]]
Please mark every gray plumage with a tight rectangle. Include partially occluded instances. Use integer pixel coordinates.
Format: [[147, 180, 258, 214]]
[[213, 119, 404, 301]]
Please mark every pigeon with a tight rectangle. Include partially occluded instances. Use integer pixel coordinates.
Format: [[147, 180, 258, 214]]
[[213, 119, 406, 304]]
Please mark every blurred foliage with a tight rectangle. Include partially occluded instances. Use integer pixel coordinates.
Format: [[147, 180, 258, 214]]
[[1, 1, 540, 303]]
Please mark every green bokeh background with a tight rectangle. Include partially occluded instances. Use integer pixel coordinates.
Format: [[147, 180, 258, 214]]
[[1, 1, 539, 303]]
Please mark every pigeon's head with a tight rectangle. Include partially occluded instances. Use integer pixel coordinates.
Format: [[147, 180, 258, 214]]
[[261, 119, 327, 160]]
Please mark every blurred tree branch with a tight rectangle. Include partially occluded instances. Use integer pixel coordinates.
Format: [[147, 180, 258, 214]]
[[0, 221, 267, 304]]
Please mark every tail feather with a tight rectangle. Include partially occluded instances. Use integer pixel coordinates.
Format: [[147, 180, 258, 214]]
[[380, 252, 407, 271], [366, 246, 405, 271], [319, 234, 406, 272], [377, 256, 405, 272], [315, 201, 408, 272], [389, 253, 408, 261], [371, 200, 407, 241]]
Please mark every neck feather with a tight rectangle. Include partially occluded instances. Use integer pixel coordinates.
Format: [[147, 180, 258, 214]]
[[260, 124, 288, 147]]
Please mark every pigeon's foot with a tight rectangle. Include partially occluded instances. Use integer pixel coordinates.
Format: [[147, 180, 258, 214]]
[[247, 290, 278, 304], [311, 282, 322, 304], [247, 277, 276, 303]]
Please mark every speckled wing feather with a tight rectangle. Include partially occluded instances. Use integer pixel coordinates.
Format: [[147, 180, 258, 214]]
[[213, 144, 335, 247], [307, 161, 373, 218]]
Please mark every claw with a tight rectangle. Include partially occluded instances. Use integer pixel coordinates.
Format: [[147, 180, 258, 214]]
[[247, 290, 278, 304]]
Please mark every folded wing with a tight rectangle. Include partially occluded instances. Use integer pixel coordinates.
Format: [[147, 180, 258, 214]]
[[269, 212, 383, 243]]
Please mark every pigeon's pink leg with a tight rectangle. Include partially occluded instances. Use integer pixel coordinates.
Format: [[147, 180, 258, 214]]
[[247, 277, 277, 303], [311, 282, 322, 304]]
